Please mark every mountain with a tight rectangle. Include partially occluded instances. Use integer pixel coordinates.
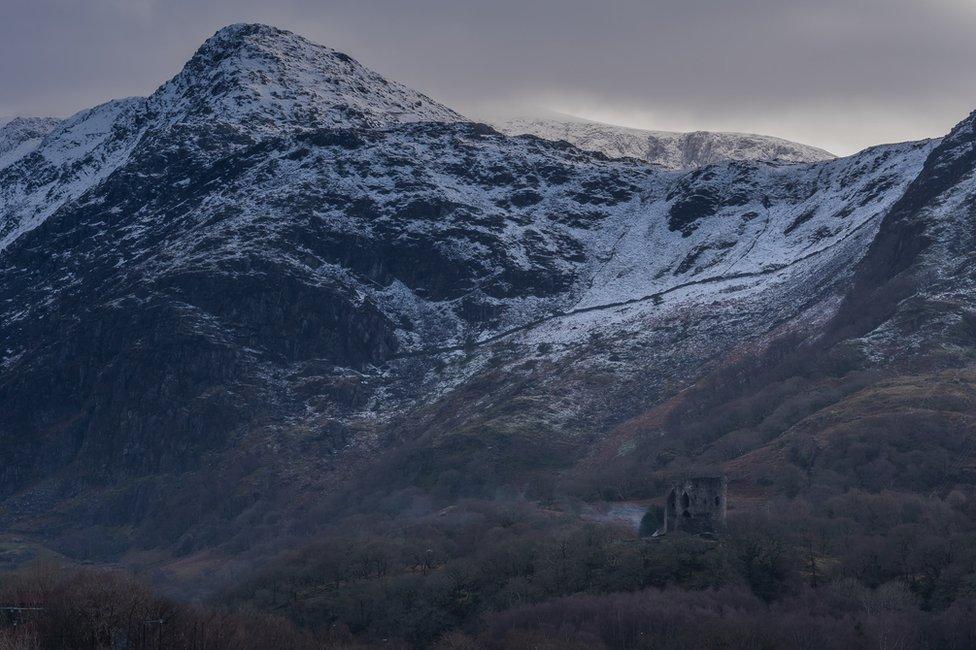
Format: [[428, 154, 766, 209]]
[[0, 23, 462, 253], [495, 115, 836, 169], [1, 23, 975, 623], [0, 116, 61, 167]]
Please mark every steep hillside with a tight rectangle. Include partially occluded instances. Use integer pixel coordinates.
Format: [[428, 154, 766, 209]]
[[569, 109, 976, 511]]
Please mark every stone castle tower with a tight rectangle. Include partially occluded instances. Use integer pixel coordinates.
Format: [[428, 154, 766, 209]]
[[664, 476, 727, 534]]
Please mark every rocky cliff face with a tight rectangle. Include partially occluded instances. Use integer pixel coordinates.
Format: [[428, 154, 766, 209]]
[[831, 110, 976, 355], [1, 24, 973, 575]]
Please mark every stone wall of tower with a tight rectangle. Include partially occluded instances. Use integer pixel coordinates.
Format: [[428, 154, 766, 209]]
[[664, 476, 727, 534]]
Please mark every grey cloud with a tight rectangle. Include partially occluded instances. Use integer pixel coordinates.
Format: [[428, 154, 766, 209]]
[[2, 0, 974, 154]]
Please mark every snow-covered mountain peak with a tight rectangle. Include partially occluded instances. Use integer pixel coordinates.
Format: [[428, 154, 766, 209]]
[[150, 23, 464, 132], [0, 25, 469, 256]]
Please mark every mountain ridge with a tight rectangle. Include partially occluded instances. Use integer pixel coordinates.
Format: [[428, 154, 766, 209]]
[[495, 115, 836, 170]]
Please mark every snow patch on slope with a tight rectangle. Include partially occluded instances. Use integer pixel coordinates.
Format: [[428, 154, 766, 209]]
[[0, 99, 148, 251], [0, 116, 62, 170]]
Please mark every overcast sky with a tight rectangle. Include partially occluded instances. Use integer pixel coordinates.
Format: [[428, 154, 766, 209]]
[[2, 0, 975, 155]]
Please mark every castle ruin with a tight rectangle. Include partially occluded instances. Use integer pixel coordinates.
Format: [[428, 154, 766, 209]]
[[664, 476, 727, 534]]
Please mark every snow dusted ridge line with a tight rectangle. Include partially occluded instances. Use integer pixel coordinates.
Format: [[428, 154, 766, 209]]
[[495, 116, 835, 170]]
